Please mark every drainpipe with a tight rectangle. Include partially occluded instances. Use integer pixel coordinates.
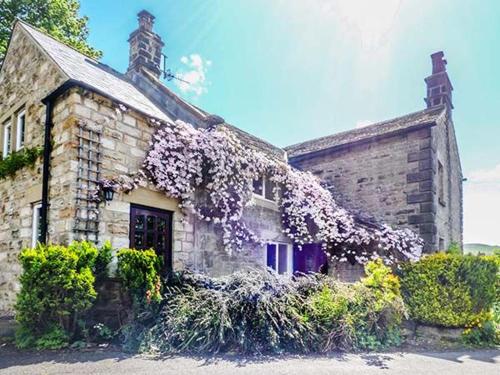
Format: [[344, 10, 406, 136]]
[[39, 99, 54, 244]]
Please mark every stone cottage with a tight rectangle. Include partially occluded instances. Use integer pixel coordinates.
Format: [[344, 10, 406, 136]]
[[0, 11, 462, 316]]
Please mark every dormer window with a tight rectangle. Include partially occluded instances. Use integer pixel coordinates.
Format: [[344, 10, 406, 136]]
[[16, 109, 26, 150], [2, 120, 12, 157], [253, 175, 276, 201]]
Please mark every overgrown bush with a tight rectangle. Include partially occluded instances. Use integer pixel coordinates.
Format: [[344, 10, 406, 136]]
[[132, 261, 405, 354], [15, 241, 99, 349], [141, 270, 311, 354], [399, 253, 499, 328], [117, 248, 163, 306]]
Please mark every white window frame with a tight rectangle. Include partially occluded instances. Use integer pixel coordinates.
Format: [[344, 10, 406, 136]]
[[31, 203, 42, 248], [16, 109, 26, 151], [2, 121, 12, 157], [253, 175, 276, 203], [265, 242, 293, 275]]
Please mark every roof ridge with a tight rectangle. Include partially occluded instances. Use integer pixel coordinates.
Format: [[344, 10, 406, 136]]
[[285, 105, 445, 151]]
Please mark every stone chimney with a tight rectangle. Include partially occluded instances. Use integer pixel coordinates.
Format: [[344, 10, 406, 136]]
[[424, 51, 453, 110], [127, 10, 164, 78]]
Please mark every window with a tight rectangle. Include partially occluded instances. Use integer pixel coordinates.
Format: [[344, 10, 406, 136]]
[[438, 160, 445, 205], [253, 175, 276, 201], [16, 109, 26, 150], [2, 121, 12, 157], [266, 242, 293, 275], [31, 203, 42, 248]]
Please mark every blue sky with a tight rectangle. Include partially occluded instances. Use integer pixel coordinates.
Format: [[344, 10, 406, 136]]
[[80, 0, 500, 245]]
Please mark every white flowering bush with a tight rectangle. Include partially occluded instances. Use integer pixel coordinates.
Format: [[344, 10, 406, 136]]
[[107, 118, 422, 264]]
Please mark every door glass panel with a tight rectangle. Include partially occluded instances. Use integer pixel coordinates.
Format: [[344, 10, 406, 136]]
[[146, 232, 154, 249], [147, 215, 156, 231], [158, 234, 165, 249], [134, 232, 144, 248], [158, 217, 166, 232], [135, 215, 145, 231]]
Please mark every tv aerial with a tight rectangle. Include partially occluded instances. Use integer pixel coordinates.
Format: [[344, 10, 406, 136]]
[[161, 53, 190, 84]]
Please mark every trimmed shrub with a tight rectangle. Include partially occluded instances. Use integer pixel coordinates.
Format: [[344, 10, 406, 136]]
[[399, 253, 499, 327], [305, 259, 406, 351], [117, 248, 163, 305], [94, 240, 113, 279], [15, 241, 99, 349]]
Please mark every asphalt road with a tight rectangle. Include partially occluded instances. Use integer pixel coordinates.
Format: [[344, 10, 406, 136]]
[[0, 347, 498, 375]]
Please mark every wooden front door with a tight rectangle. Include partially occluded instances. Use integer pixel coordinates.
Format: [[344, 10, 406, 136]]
[[129, 204, 173, 271]]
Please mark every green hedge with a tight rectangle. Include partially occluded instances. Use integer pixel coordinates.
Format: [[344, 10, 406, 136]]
[[117, 248, 163, 306], [400, 253, 499, 327], [15, 242, 99, 349], [15, 241, 115, 349]]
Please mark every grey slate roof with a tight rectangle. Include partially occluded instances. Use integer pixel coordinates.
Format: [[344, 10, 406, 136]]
[[285, 106, 446, 158], [18, 21, 174, 123], [18, 21, 286, 159]]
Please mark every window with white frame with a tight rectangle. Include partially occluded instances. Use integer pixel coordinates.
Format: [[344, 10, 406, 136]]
[[16, 109, 26, 150], [253, 175, 276, 201], [2, 121, 12, 157], [266, 242, 293, 275], [31, 203, 42, 248]]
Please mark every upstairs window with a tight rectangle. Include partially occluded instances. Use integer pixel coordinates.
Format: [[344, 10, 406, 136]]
[[266, 242, 293, 275], [253, 175, 276, 201], [16, 109, 26, 150], [2, 121, 12, 157]]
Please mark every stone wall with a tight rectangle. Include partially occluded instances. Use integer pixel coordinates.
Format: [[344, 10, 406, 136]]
[[290, 127, 433, 247], [432, 112, 463, 250], [0, 26, 69, 314], [65, 89, 284, 275]]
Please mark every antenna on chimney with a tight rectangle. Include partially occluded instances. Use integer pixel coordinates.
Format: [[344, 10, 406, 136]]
[[161, 54, 190, 84]]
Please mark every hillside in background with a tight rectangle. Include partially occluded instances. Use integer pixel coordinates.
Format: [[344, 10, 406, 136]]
[[464, 243, 500, 255]]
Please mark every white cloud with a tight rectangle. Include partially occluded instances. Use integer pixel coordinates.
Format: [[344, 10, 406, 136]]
[[175, 54, 211, 98], [468, 163, 500, 184], [355, 120, 373, 129], [464, 163, 500, 246]]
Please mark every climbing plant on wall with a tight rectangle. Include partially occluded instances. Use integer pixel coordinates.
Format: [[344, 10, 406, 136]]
[[101, 113, 423, 264], [0, 146, 43, 180]]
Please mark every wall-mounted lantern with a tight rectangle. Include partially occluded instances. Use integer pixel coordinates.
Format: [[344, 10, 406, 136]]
[[102, 185, 115, 202]]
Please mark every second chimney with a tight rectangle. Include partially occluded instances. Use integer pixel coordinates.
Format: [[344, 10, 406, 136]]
[[127, 10, 164, 78]]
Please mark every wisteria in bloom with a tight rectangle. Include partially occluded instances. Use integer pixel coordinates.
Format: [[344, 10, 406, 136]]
[[110, 118, 422, 263]]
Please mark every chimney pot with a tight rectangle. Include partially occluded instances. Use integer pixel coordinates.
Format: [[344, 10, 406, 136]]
[[424, 51, 454, 111], [138, 10, 155, 32]]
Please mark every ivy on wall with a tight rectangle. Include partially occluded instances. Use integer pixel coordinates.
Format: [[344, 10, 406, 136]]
[[0, 146, 43, 180]]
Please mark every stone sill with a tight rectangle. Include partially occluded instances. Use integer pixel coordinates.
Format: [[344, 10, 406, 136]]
[[252, 194, 279, 212]]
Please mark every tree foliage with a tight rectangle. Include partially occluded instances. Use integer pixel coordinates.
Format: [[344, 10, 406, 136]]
[[0, 0, 102, 62]]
